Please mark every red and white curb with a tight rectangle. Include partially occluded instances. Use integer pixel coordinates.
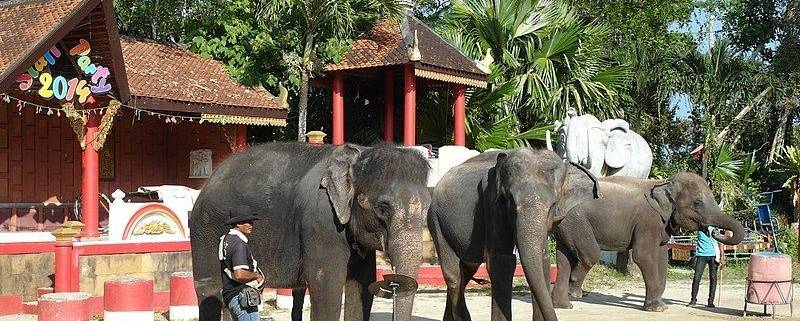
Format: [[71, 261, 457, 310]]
[[275, 288, 309, 310], [38, 292, 90, 321], [169, 272, 199, 321], [104, 277, 154, 321]]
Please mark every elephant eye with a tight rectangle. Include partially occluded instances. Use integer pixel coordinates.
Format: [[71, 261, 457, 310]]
[[693, 200, 703, 207], [372, 201, 392, 220]]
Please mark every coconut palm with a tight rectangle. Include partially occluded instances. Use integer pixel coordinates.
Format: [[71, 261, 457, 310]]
[[256, 0, 409, 141], [434, 0, 630, 150]]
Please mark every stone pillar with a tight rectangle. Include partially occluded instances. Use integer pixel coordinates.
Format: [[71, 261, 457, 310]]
[[453, 83, 466, 146], [81, 113, 100, 238], [403, 64, 416, 146], [384, 70, 395, 142], [332, 72, 345, 145]]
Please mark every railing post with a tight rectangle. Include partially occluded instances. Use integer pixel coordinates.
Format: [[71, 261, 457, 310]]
[[51, 221, 84, 293]]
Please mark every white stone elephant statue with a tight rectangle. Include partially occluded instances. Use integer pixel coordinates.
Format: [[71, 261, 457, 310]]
[[548, 109, 653, 178]]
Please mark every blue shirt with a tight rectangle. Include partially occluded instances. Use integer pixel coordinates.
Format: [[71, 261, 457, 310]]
[[695, 227, 718, 257]]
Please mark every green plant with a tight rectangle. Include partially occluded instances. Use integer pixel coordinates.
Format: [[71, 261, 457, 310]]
[[776, 222, 798, 259]]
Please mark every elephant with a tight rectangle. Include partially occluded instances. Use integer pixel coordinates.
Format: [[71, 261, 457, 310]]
[[189, 142, 432, 321], [550, 108, 653, 178], [427, 148, 599, 321], [551, 172, 745, 312]]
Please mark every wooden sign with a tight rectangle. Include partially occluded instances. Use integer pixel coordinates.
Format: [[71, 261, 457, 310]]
[[15, 39, 112, 104]]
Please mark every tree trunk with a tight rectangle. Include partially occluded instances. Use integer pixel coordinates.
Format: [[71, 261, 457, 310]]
[[767, 100, 795, 165], [296, 31, 315, 142]]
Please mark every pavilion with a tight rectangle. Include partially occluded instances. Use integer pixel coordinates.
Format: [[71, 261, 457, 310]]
[[318, 14, 489, 146], [0, 0, 288, 237]]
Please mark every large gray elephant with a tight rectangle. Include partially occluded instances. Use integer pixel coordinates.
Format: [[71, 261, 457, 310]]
[[189, 142, 431, 321], [428, 148, 599, 321], [551, 173, 744, 312], [550, 109, 653, 178]]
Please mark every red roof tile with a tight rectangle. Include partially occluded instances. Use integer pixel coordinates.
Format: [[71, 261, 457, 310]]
[[120, 37, 284, 111], [0, 0, 85, 73], [325, 14, 487, 82]]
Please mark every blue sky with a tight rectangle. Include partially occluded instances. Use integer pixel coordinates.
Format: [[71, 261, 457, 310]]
[[668, 8, 723, 119]]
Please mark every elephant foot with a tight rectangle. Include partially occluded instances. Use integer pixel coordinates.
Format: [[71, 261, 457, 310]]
[[568, 287, 584, 298], [553, 300, 573, 309], [643, 300, 668, 312]]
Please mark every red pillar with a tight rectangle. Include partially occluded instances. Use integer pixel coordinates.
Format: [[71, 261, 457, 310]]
[[53, 240, 73, 292], [384, 70, 395, 143], [332, 72, 345, 145], [453, 84, 466, 146], [236, 124, 248, 151], [403, 64, 416, 146], [81, 113, 100, 238]]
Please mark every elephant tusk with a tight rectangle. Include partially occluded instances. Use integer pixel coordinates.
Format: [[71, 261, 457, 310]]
[[546, 130, 553, 151]]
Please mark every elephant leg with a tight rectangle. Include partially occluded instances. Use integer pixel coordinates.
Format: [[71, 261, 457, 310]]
[[487, 253, 516, 321], [440, 248, 476, 321], [568, 261, 592, 298], [344, 250, 376, 321], [196, 276, 225, 321], [305, 247, 349, 320], [487, 217, 516, 321], [553, 243, 574, 309], [632, 240, 668, 312]]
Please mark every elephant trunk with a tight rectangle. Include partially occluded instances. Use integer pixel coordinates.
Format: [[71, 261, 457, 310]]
[[516, 202, 558, 321], [387, 229, 423, 321], [708, 212, 745, 245]]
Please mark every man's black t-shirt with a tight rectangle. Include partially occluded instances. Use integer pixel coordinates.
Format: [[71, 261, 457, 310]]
[[220, 231, 256, 304]]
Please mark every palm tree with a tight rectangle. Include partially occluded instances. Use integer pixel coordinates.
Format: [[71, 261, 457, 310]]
[[437, 0, 630, 150], [776, 146, 800, 221], [257, 0, 409, 141], [677, 39, 761, 177]]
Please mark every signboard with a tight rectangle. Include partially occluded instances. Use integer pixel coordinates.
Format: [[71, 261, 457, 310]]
[[15, 38, 112, 104]]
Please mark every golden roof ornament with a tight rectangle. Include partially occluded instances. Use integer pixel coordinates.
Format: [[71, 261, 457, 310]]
[[278, 83, 289, 108], [407, 30, 422, 61], [475, 48, 493, 74]]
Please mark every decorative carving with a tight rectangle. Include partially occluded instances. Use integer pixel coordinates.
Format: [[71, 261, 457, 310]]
[[407, 30, 422, 61], [189, 149, 213, 178], [94, 100, 120, 151], [132, 220, 175, 235], [62, 102, 86, 149], [278, 83, 289, 108]]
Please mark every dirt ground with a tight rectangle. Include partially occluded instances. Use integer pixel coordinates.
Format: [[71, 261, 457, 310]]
[[266, 280, 798, 321], [2, 280, 795, 321]]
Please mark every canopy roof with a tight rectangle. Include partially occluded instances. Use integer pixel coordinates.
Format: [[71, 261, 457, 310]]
[[0, 0, 287, 126], [324, 14, 489, 88]]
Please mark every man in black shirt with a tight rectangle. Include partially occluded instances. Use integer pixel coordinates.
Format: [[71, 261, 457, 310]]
[[219, 213, 263, 321]]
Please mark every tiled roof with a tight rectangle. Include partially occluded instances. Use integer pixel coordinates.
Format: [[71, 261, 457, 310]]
[[120, 37, 285, 111], [325, 14, 487, 82], [0, 0, 85, 74]]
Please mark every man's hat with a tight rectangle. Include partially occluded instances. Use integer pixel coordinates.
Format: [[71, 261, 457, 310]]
[[224, 213, 261, 226]]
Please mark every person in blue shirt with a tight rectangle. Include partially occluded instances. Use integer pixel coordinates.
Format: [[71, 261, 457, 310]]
[[688, 226, 724, 307]]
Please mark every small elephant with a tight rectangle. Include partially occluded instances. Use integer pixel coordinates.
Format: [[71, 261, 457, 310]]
[[428, 148, 599, 321], [189, 142, 431, 321], [551, 173, 744, 312], [551, 109, 653, 178]]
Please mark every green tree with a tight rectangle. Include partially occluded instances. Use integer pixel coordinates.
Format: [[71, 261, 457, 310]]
[[437, 0, 630, 150], [256, 0, 409, 142]]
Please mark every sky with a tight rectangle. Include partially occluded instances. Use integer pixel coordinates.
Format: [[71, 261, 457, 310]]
[[668, 8, 724, 119]]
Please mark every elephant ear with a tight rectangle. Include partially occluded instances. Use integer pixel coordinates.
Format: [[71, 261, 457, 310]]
[[565, 115, 600, 166], [602, 119, 632, 169], [551, 161, 599, 223], [646, 181, 675, 224], [493, 152, 509, 203], [321, 144, 362, 225]]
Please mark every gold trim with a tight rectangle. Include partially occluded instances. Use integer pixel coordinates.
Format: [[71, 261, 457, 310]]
[[414, 68, 487, 88], [201, 114, 288, 127]]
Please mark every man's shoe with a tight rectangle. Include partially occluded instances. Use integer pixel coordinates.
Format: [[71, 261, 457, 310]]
[[686, 300, 697, 307], [707, 302, 715, 308]]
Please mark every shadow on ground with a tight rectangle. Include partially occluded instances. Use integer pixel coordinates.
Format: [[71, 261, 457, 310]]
[[370, 313, 438, 321]]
